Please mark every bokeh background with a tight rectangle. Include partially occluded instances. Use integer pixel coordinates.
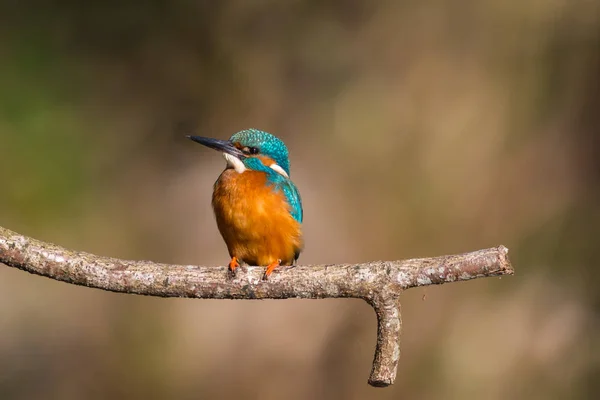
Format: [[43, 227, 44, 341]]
[[1, 1, 599, 399]]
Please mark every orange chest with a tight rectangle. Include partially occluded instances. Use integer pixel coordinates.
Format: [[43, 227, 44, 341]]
[[211, 169, 303, 265], [212, 169, 296, 231]]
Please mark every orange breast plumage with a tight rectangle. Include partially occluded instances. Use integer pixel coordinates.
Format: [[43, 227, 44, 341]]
[[211, 169, 303, 266]]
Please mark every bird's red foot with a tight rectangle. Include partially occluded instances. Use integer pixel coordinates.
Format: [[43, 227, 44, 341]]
[[228, 257, 240, 276], [262, 259, 281, 280]]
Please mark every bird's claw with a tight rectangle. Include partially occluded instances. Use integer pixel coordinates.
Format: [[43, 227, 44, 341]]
[[262, 259, 281, 280], [228, 257, 240, 278]]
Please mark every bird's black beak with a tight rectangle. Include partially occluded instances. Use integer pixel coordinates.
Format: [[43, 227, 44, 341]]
[[187, 136, 246, 159]]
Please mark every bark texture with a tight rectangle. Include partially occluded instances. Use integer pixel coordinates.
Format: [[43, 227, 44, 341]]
[[0, 225, 514, 387]]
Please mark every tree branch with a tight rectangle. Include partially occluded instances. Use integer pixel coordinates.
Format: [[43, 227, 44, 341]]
[[0, 225, 514, 387]]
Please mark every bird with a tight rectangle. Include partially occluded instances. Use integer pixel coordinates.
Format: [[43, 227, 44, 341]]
[[187, 129, 303, 279]]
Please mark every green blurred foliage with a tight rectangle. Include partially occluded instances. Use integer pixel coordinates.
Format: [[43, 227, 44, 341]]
[[0, 32, 86, 222]]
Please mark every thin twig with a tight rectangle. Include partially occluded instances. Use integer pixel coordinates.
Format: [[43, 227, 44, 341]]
[[0, 225, 514, 387]]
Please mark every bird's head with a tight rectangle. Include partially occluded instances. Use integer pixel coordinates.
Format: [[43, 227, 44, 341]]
[[188, 129, 291, 177]]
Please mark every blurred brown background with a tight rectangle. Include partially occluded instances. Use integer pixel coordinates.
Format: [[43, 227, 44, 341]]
[[1, 1, 599, 399]]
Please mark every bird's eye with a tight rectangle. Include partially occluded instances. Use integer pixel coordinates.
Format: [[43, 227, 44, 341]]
[[243, 146, 259, 155]]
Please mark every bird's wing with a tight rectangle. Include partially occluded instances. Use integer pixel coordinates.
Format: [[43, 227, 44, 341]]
[[277, 178, 303, 223]]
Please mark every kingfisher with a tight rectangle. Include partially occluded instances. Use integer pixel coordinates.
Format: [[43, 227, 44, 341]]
[[187, 129, 303, 279]]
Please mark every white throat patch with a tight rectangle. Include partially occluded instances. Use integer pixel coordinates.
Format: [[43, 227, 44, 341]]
[[269, 163, 289, 178], [223, 153, 289, 178], [223, 153, 246, 173]]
